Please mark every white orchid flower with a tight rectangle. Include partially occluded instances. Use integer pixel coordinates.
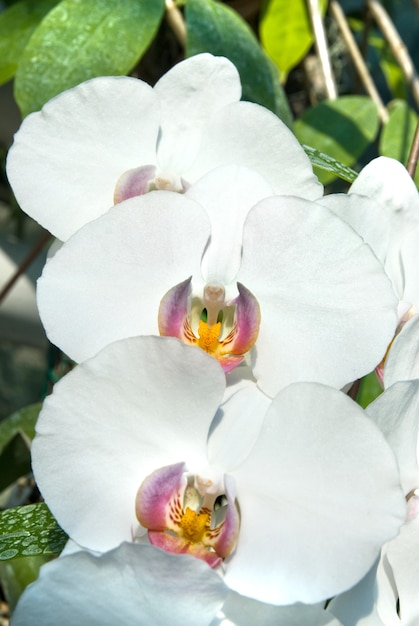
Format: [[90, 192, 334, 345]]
[[6, 53, 322, 242], [36, 164, 398, 397], [319, 156, 419, 326], [31, 336, 405, 606], [329, 377, 419, 626]]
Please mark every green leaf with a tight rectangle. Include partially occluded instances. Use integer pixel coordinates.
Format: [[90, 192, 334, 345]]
[[260, 0, 328, 75], [294, 95, 379, 184], [0, 554, 52, 611], [0, 0, 58, 85], [0, 403, 41, 492], [380, 100, 419, 187], [303, 145, 357, 183], [14, 0, 166, 116], [0, 433, 32, 493], [185, 0, 293, 126], [0, 402, 40, 453], [0, 503, 67, 561]]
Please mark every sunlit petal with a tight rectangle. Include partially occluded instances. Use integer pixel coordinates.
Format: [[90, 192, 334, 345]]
[[32, 337, 225, 551]]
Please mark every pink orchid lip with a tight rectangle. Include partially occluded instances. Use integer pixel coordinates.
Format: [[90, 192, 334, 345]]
[[114, 165, 157, 203], [114, 165, 190, 203], [135, 463, 240, 569], [158, 278, 261, 373]]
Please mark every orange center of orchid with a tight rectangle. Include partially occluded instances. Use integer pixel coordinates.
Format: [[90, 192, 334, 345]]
[[197, 320, 222, 353], [180, 507, 211, 542]]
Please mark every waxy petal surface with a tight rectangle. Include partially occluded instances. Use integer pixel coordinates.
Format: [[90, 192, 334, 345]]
[[7, 76, 159, 241], [32, 337, 226, 552], [186, 165, 274, 284], [214, 593, 344, 626], [154, 53, 241, 173], [367, 380, 419, 495], [11, 543, 228, 626], [185, 101, 323, 200], [224, 384, 405, 605], [349, 157, 419, 220], [384, 315, 419, 386], [37, 192, 210, 362], [239, 196, 398, 396]]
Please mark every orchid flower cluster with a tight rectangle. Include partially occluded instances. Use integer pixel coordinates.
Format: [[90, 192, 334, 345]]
[[5, 53, 419, 625]]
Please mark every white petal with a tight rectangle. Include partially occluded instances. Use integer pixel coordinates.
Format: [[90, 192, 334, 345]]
[[213, 592, 344, 626], [225, 384, 405, 605], [207, 378, 271, 471], [349, 157, 419, 220], [154, 54, 241, 173], [11, 543, 228, 626], [238, 196, 398, 396], [186, 165, 274, 284], [385, 315, 419, 386], [385, 515, 419, 625], [32, 336, 226, 551], [327, 561, 389, 626], [37, 191, 210, 362], [318, 193, 391, 265], [7, 77, 159, 241], [367, 380, 419, 495], [186, 101, 323, 200]]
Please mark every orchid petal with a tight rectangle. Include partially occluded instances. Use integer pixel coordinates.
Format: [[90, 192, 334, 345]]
[[239, 196, 398, 396], [32, 336, 226, 552], [185, 101, 323, 200], [208, 379, 270, 471], [327, 561, 387, 626], [385, 316, 419, 386], [186, 165, 274, 284], [6, 77, 159, 241], [154, 54, 241, 174], [397, 228, 419, 307], [385, 515, 419, 625], [349, 157, 419, 220], [214, 592, 345, 626], [11, 543, 228, 626], [318, 193, 391, 265], [37, 192, 210, 362], [366, 380, 419, 495], [225, 383, 405, 605]]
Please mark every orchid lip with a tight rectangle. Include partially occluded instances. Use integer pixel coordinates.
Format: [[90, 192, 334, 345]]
[[158, 278, 261, 373], [135, 462, 240, 568], [114, 165, 190, 203]]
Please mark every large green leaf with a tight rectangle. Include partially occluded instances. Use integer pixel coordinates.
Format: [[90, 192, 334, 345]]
[[14, 0, 165, 116], [0, 0, 58, 85], [0, 503, 67, 561], [295, 95, 379, 183], [380, 100, 419, 187], [260, 0, 328, 76], [185, 0, 293, 126]]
